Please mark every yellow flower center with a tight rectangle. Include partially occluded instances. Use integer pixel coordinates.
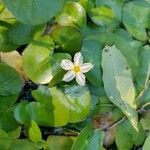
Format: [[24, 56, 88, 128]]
[[73, 65, 80, 73]]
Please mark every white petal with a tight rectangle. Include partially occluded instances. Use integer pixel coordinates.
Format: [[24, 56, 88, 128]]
[[61, 59, 73, 70], [62, 71, 75, 82], [76, 72, 86, 86], [74, 52, 83, 65], [80, 63, 93, 73]]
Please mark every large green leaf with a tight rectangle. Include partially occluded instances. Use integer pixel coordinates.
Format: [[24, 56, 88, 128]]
[[63, 85, 91, 123], [0, 63, 23, 96], [101, 45, 138, 130], [122, 0, 150, 41], [56, 2, 86, 30], [81, 39, 102, 86], [2, 0, 64, 25]]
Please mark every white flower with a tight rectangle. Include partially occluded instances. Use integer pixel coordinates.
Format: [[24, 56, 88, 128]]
[[60, 52, 93, 86]]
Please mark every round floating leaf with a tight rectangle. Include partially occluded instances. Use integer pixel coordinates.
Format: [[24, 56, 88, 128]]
[[0, 63, 23, 96], [122, 0, 150, 41], [63, 85, 91, 123], [23, 35, 54, 84], [50, 26, 82, 55], [56, 2, 86, 29], [3, 0, 64, 25]]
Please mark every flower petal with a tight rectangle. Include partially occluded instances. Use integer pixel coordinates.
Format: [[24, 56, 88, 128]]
[[80, 63, 93, 73], [74, 52, 83, 66], [62, 71, 75, 82], [76, 72, 86, 86], [61, 59, 73, 70]]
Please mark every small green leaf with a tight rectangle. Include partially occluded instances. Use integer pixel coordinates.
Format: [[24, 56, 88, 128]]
[[50, 26, 82, 55], [7, 126, 21, 140], [8, 139, 36, 150], [63, 85, 91, 123], [116, 120, 146, 150], [23, 35, 54, 84], [81, 39, 102, 86], [89, 6, 115, 26], [101, 45, 138, 130], [140, 112, 150, 130], [122, 0, 150, 41], [0, 129, 12, 150], [56, 2, 86, 30], [28, 120, 42, 143], [0, 63, 23, 96], [46, 136, 76, 150], [136, 45, 150, 89], [143, 133, 150, 150], [71, 124, 93, 150]]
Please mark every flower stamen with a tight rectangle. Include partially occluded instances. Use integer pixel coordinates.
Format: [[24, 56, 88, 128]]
[[73, 65, 80, 73]]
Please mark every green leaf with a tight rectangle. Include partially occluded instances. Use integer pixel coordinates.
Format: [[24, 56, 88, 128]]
[[71, 124, 104, 150], [101, 45, 138, 130], [86, 129, 105, 150], [48, 53, 72, 86], [0, 20, 18, 51], [143, 133, 150, 150], [0, 95, 20, 132], [86, 29, 142, 78], [3, 0, 64, 25], [56, 2, 86, 30], [63, 85, 91, 123], [15, 86, 70, 127], [122, 0, 150, 41], [8, 139, 36, 150], [116, 120, 146, 150], [50, 26, 82, 55], [81, 39, 102, 86], [95, 0, 122, 21], [0, 63, 23, 96], [28, 120, 42, 143], [89, 6, 115, 26], [140, 112, 150, 130], [46, 136, 76, 150], [71, 124, 93, 150], [0, 129, 12, 150], [0, 1, 4, 14], [7, 126, 21, 140], [23, 35, 54, 84], [136, 45, 150, 89]]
